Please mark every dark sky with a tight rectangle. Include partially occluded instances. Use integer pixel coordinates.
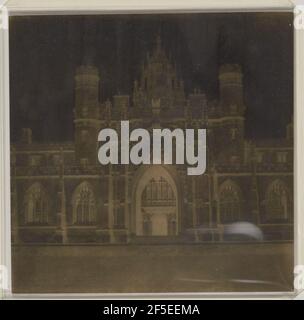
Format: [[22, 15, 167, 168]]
[[9, 13, 293, 143]]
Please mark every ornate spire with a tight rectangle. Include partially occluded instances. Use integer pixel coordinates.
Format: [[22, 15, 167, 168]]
[[132, 33, 185, 110]]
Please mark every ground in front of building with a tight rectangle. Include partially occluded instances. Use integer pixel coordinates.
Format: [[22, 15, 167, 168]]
[[12, 242, 293, 293]]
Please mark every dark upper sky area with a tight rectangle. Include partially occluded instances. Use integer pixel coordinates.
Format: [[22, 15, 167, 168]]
[[9, 13, 293, 142]]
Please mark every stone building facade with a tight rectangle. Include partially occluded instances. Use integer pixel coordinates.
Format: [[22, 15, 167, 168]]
[[11, 37, 293, 244]]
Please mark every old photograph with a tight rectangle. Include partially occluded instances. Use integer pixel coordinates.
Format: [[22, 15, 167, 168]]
[[9, 13, 293, 293]]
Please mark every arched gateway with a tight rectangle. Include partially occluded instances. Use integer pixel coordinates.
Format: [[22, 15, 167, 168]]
[[131, 166, 181, 237]]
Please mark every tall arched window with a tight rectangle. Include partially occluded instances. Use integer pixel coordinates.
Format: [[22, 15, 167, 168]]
[[24, 183, 49, 224], [141, 177, 175, 206], [72, 182, 96, 225], [266, 180, 290, 221], [219, 180, 241, 223]]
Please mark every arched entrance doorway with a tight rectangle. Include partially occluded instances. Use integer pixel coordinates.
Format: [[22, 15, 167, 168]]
[[133, 166, 179, 236]]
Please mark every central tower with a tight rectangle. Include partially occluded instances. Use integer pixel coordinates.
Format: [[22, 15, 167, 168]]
[[133, 35, 185, 111]]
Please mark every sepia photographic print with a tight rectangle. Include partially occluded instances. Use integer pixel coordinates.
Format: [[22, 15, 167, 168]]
[[9, 12, 294, 294]]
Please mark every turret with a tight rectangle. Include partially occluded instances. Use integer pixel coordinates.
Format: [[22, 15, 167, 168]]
[[74, 65, 100, 163], [219, 64, 245, 116], [75, 65, 100, 119], [212, 65, 246, 165]]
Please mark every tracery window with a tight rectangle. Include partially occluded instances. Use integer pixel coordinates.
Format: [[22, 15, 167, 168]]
[[142, 177, 175, 206], [24, 183, 48, 224], [219, 180, 241, 223], [72, 182, 96, 224], [266, 180, 290, 221]]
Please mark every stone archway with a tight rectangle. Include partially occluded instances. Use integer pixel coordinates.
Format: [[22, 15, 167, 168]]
[[131, 165, 180, 237]]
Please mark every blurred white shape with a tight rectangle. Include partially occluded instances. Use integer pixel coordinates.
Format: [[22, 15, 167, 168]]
[[224, 222, 263, 241]]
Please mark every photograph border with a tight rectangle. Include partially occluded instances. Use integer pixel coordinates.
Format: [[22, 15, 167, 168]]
[[0, 0, 303, 300]]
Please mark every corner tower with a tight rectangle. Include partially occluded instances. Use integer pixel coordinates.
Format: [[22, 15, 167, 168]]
[[74, 65, 100, 164], [219, 64, 245, 116]]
